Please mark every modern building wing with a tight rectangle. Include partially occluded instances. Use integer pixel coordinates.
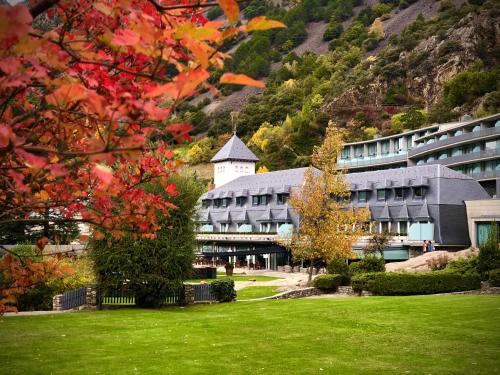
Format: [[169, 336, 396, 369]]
[[339, 113, 500, 197]]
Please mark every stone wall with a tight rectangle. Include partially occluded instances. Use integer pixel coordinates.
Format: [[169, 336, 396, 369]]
[[267, 287, 322, 299]]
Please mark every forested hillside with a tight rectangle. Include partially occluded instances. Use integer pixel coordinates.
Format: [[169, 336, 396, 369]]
[[180, 0, 500, 172]]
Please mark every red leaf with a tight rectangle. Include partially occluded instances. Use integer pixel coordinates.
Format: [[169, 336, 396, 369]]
[[219, 0, 239, 25], [92, 164, 113, 185], [220, 73, 265, 88], [112, 29, 140, 47], [164, 183, 178, 197], [15, 148, 47, 168]]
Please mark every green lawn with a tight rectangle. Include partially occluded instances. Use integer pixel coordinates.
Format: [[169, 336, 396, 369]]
[[1, 295, 500, 374], [237, 286, 281, 300], [186, 275, 282, 283]]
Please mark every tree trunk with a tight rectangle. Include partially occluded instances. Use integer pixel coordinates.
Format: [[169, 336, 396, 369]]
[[308, 263, 314, 285]]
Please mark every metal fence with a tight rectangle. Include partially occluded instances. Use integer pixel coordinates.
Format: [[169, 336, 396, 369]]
[[98, 287, 184, 307], [60, 287, 87, 310], [193, 283, 217, 302]]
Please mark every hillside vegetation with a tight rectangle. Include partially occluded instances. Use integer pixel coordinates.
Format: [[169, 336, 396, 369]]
[[180, 0, 500, 172]]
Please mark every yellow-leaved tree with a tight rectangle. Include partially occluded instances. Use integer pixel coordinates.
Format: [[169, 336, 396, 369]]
[[283, 122, 370, 284]]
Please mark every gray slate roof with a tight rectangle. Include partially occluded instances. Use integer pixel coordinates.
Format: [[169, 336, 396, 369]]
[[210, 134, 260, 162]]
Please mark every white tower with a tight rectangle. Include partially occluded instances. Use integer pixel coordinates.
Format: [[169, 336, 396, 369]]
[[211, 134, 259, 188]]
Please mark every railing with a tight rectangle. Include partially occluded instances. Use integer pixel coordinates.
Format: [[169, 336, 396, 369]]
[[408, 126, 500, 157], [99, 287, 184, 306], [416, 148, 500, 167], [338, 153, 407, 169], [59, 287, 87, 310], [196, 232, 279, 242], [193, 284, 217, 302]]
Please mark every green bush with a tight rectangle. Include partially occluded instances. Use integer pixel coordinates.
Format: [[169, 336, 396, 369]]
[[211, 279, 236, 302], [351, 271, 481, 295], [350, 255, 385, 274], [326, 258, 350, 285], [477, 224, 500, 275], [313, 274, 343, 291], [489, 269, 500, 287], [446, 255, 479, 274]]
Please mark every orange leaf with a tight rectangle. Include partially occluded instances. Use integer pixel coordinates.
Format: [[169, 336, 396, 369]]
[[244, 16, 287, 32], [220, 73, 265, 88], [46, 83, 87, 107], [219, 0, 239, 25], [92, 164, 113, 185]]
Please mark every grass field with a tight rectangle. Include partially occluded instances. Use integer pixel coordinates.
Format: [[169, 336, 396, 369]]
[[1, 295, 499, 374], [237, 286, 280, 300], [186, 275, 282, 283]]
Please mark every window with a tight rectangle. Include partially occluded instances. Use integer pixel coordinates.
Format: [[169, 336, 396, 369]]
[[221, 198, 230, 208], [358, 191, 367, 203], [220, 223, 229, 232], [451, 147, 462, 157], [202, 200, 211, 208], [395, 188, 403, 200], [399, 221, 408, 235], [252, 196, 260, 205], [236, 197, 246, 206], [213, 199, 221, 208], [341, 148, 350, 160], [277, 193, 289, 205], [394, 138, 402, 152], [438, 151, 448, 160], [380, 222, 389, 233], [377, 189, 386, 201], [252, 195, 269, 206], [485, 140, 499, 150], [454, 129, 463, 136], [260, 222, 272, 233], [368, 143, 376, 157], [438, 134, 447, 141], [413, 187, 424, 199], [472, 125, 481, 132], [381, 141, 390, 155], [354, 145, 363, 158]]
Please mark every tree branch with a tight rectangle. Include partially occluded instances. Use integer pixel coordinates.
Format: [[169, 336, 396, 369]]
[[29, 0, 60, 18]]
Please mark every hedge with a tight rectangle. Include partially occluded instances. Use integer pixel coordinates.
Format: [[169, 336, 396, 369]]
[[210, 279, 236, 302], [313, 274, 343, 292], [351, 271, 481, 295], [489, 269, 500, 287]]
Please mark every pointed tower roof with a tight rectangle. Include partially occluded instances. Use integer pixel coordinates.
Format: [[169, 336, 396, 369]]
[[211, 134, 260, 162]]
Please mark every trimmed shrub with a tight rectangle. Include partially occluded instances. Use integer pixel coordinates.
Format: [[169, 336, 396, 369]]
[[489, 269, 500, 287], [211, 280, 236, 302], [326, 258, 350, 285], [313, 274, 343, 292], [350, 255, 385, 274], [477, 224, 500, 275], [351, 271, 481, 295], [446, 255, 479, 274]]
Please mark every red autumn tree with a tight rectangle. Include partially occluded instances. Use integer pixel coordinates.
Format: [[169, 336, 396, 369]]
[[0, 0, 285, 312]]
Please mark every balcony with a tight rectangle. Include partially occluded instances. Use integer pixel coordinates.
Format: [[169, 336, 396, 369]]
[[338, 153, 408, 170], [419, 149, 500, 168], [408, 126, 500, 158], [196, 232, 279, 243]]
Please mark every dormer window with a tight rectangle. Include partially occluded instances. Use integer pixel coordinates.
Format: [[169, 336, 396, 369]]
[[377, 189, 387, 201], [221, 198, 230, 208], [202, 199, 211, 208], [395, 188, 404, 200], [213, 199, 221, 208], [358, 191, 367, 203], [277, 193, 289, 205], [252, 195, 269, 206], [236, 197, 246, 207], [413, 187, 425, 199]]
